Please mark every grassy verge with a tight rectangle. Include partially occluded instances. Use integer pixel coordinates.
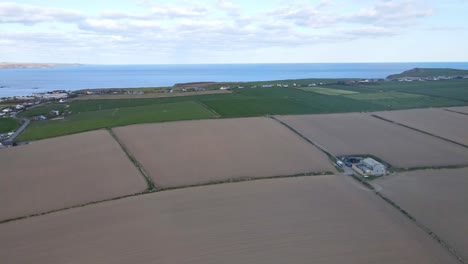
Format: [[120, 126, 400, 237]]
[[0, 118, 20, 133]]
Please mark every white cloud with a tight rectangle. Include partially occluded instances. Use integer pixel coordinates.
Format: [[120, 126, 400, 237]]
[[0, 2, 84, 24]]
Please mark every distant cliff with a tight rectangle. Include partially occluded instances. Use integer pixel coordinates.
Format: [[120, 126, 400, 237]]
[[0, 62, 81, 69], [387, 68, 468, 79]]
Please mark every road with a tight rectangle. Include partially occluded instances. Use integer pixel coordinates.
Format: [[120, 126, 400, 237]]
[[3, 118, 30, 145]]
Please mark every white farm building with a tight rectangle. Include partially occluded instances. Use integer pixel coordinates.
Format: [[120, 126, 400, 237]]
[[352, 158, 386, 177]]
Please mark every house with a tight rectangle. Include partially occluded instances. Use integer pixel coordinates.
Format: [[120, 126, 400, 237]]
[[353, 158, 386, 176], [220, 86, 231, 90], [37, 115, 47, 121], [59, 99, 67, 103], [50, 110, 60, 116]]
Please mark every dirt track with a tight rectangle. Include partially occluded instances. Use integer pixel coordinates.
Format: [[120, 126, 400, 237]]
[[375, 167, 468, 261], [374, 108, 468, 146], [113, 117, 335, 188], [0, 175, 458, 264], [0, 130, 147, 221], [277, 113, 468, 168]]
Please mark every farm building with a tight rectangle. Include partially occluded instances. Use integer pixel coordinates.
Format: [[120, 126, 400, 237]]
[[352, 158, 386, 177]]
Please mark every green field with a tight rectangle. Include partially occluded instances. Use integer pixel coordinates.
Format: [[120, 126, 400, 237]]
[[299, 86, 359, 95], [16, 101, 215, 141], [345, 92, 425, 100], [0, 118, 20, 133], [15, 77, 468, 142]]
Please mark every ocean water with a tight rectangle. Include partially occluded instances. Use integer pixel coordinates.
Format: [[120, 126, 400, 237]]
[[1, 62, 468, 97]]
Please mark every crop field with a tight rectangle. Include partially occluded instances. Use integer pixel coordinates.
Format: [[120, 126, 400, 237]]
[[16, 101, 216, 141], [345, 91, 425, 100], [277, 113, 468, 168], [113, 117, 335, 188], [0, 117, 20, 133], [16, 80, 468, 141], [0, 175, 458, 264], [299, 86, 359, 95], [374, 108, 468, 146], [375, 167, 468, 261], [345, 92, 464, 109], [73, 90, 231, 100], [364, 79, 468, 101], [0, 130, 147, 221], [446, 106, 468, 115]]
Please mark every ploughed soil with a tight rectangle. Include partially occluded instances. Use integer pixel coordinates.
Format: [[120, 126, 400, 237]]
[[375, 167, 468, 261], [0, 130, 147, 221], [277, 113, 468, 168], [113, 117, 335, 188], [0, 175, 458, 264]]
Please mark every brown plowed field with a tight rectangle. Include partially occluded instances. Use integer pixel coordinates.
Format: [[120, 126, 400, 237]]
[[113, 117, 334, 188], [277, 113, 468, 168], [0, 176, 458, 264], [446, 106, 468, 115], [374, 108, 468, 146], [0, 130, 147, 221], [375, 167, 468, 261]]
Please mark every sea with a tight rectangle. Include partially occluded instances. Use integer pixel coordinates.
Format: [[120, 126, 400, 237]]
[[1, 62, 468, 97]]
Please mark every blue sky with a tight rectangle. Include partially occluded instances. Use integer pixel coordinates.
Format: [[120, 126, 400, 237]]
[[0, 0, 467, 64]]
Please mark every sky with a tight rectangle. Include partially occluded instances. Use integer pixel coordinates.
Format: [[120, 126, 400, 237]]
[[0, 0, 467, 64]]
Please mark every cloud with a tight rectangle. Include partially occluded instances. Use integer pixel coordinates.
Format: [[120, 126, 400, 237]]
[[346, 0, 433, 26], [0, 2, 84, 24], [0, 0, 442, 63]]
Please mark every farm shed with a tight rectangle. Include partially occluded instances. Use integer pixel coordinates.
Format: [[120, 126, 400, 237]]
[[353, 158, 386, 176]]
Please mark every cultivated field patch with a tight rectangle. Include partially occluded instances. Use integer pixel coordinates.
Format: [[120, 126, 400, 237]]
[[17, 101, 216, 141], [375, 167, 468, 261], [277, 113, 468, 168], [374, 108, 468, 146], [0, 130, 147, 221], [345, 91, 425, 100], [299, 86, 359, 95], [73, 90, 231, 100], [446, 106, 468, 115], [0, 176, 458, 264], [113, 117, 335, 188]]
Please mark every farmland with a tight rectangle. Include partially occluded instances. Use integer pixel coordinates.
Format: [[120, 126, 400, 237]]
[[375, 167, 468, 261], [277, 113, 468, 169], [374, 108, 468, 146], [0, 130, 147, 221], [0, 176, 459, 264], [113, 117, 334, 188], [0, 117, 20, 133], [74, 89, 231, 100], [446, 106, 468, 115], [16, 101, 216, 141], [14, 77, 468, 141], [299, 86, 358, 95]]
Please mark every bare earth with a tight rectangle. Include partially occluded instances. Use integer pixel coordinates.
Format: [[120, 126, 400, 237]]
[[374, 108, 468, 146], [113, 117, 335, 188], [0, 176, 458, 264], [73, 90, 231, 100], [374, 167, 468, 261], [277, 113, 468, 168], [446, 106, 468, 115], [0, 130, 147, 221]]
